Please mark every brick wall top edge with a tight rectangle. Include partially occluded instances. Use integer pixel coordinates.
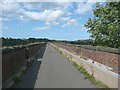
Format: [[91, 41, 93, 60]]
[[55, 43, 120, 55], [2, 43, 45, 55]]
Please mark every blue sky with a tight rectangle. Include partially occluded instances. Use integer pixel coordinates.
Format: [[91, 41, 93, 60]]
[[1, 0, 106, 41]]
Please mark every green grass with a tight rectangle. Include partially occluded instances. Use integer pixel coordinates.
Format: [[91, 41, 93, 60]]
[[70, 60, 109, 89], [78, 45, 119, 55], [12, 75, 21, 84]]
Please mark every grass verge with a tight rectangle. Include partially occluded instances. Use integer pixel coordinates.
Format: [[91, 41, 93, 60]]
[[72, 61, 109, 89]]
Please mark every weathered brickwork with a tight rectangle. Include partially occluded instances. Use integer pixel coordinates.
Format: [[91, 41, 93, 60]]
[[55, 43, 120, 74], [2, 43, 46, 82]]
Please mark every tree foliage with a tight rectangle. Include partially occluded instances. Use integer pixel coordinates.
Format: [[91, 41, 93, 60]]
[[69, 39, 93, 45], [85, 2, 120, 48], [1, 37, 52, 47]]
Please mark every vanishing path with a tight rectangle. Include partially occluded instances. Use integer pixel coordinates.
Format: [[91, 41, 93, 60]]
[[34, 44, 96, 88], [14, 44, 96, 88]]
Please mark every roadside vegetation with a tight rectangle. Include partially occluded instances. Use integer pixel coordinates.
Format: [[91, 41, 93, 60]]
[[12, 75, 21, 84], [85, 2, 119, 48], [72, 61, 109, 89], [79, 45, 119, 54], [1, 37, 52, 47]]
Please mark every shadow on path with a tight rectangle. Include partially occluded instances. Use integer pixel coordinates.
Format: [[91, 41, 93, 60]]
[[13, 44, 47, 88]]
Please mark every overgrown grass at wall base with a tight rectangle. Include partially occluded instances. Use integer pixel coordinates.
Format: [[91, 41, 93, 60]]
[[12, 76, 21, 84], [72, 61, 109, 89]]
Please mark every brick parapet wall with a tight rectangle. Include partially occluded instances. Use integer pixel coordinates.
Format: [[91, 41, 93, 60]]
[[2, 47, 26, 81], [55, 43, 120, 74], [2, 43, 46, 82]]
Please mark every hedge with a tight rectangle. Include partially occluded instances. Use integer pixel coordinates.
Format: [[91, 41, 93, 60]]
[[78, 45, 119, 54], [65, 43, 120, 55]]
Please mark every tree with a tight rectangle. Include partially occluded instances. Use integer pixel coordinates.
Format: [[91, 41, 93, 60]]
[[85, 2, 120, 48]]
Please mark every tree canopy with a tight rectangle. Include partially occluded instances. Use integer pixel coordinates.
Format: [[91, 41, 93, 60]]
[[1, 37, 52, 47], [85, 2, 120, 48]]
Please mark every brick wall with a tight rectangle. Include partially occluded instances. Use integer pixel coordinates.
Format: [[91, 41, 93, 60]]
[[2, 47, 26, 81], [28, 44, 44, 58], [55, 43, 120, 74], [2, 43, 46, 82]]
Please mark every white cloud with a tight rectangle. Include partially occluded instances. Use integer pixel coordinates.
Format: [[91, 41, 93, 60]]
[[32, 26, 50, 31], [88, 0, 105, 3], [1, 0, 23, 19], [75, 1, 95, 14], [1, 1, 75, 27], [62, 18, 79, 27], [45, 21, 59, 26], [20, 10, 64, 22], [1, 0, 74, 28], [20, 9, 71, 27], [16, 0, 87, 2], [60, 17, 70, 21], [1, 1, 98, 29], [1, 1, 73, 20], [22, 2, 72, 11]]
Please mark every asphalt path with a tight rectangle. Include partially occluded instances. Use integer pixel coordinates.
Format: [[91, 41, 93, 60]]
[[13, 44, 96, 88], [34, 44, 96, 88]]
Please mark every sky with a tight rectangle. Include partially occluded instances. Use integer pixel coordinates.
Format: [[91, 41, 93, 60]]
[[1, 0, 106, 41]]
